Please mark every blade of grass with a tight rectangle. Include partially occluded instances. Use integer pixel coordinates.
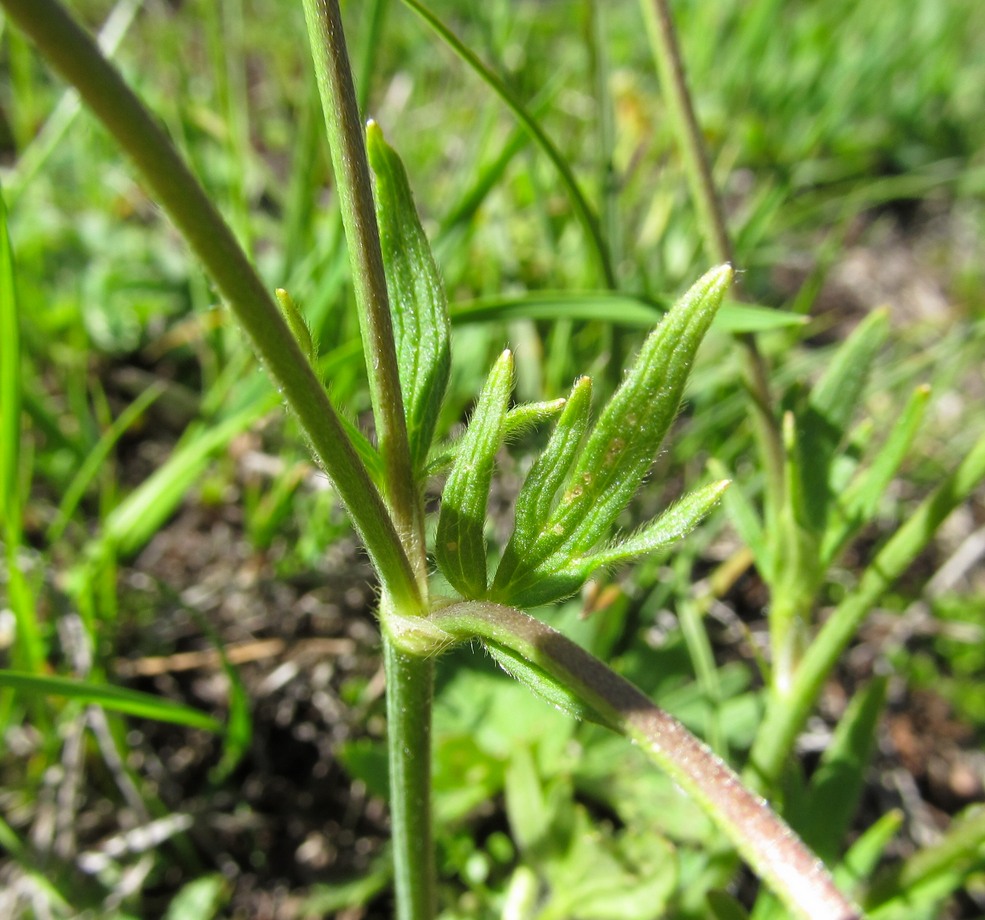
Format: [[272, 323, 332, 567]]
[[0, 187, 44, 674], [5, 0, 141, 203], [47, 380, 166, 542], [0, 670, 223, 732], [399, 0, 615, 289], [451, 290, 805, 333]]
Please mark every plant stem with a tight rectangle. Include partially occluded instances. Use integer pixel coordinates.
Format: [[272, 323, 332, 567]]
[[383, 634, 436, 920], [429, 601, 859, 920], [301, 7, 436, 917], [0, 0, 420, 610], [639, 0, 785, 524], [301, 0, 424, 576], [747, 428, 985, 790]]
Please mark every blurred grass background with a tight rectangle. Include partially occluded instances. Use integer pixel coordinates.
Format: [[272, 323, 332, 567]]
[[1, 0, 984, 917]]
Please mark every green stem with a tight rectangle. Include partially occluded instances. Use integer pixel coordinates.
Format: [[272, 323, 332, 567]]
[[383, 630, 436, 920], [639, 0, 785, 525], [0, 0, 420, 610], [747, 429, 985, 790], [428, 602, 860, 920], [301, 0, 423, 574]]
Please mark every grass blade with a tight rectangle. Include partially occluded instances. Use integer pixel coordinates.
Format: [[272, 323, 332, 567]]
[[0, 670, 222, 732]]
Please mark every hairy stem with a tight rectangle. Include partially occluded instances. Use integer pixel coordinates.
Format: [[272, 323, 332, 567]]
[[430, 601, 859, 920], [0, 0, 420, 609], [302, 0, 424, 577], [383, 635, 436, 920]]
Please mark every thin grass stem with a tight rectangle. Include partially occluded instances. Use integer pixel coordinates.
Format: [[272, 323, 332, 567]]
[[400, 0, 616, 289]]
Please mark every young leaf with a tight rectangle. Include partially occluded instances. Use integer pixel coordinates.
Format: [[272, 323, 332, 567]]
[[493, 265, 732, 605], [501, 479, 729, 609], [367, 121, 451, 475], [274, 287, 315, 362], [425, 398, 566, 478], [494, 376, 593, 593], [436, 350, 513, 598], [788, 677, 887, 865]]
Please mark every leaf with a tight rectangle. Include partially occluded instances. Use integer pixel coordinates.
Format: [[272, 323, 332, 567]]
[[492, 266, 732, 606], [451, 290, 803, 333], [495, 377, 592, 588], [368, 121, 451, 474], [504, 745, 552, 854], [426, 397, 566, 477], [501, 480, 729, 609], [163, 875, 230, 920], [834, 810, 903, 893], [588, 480, 730, 569], [796, 307, 889, 536], [0, 670, 222, 733], [436, 350, 513, 597], [821, 384, 931, 566], [274, 288, 315, 362], [787, 677, 887, 864]]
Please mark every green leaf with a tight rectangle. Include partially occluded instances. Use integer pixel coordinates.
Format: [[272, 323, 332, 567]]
[[588, 480, 730, 569], [834, 810, 903, 893], [797, 307, 889, 536], [504, 745, 552, 854], [0, 670, 222, 732], [864, 806, 985, 916], [163, 875, 230, 920], [710, 457, 771, 580], [426, 397, 565, 478], [367, 121, 451, 475], [788, 677, 887, 864], [436, 350, 513, 598], [451, 290, 803, 334], [821, 384, 931, 566], [503, 480, 729, 609], [493, 266, 732, 606], [496, 377, 592, 586], [274, 287, 315, 362]]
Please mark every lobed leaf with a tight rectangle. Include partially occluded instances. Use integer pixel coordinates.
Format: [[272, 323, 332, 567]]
[[367, 121, 451, 475], [492, 265, 732, 605], [500, 480, 729, 609], [435, 350, 513, 598]]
